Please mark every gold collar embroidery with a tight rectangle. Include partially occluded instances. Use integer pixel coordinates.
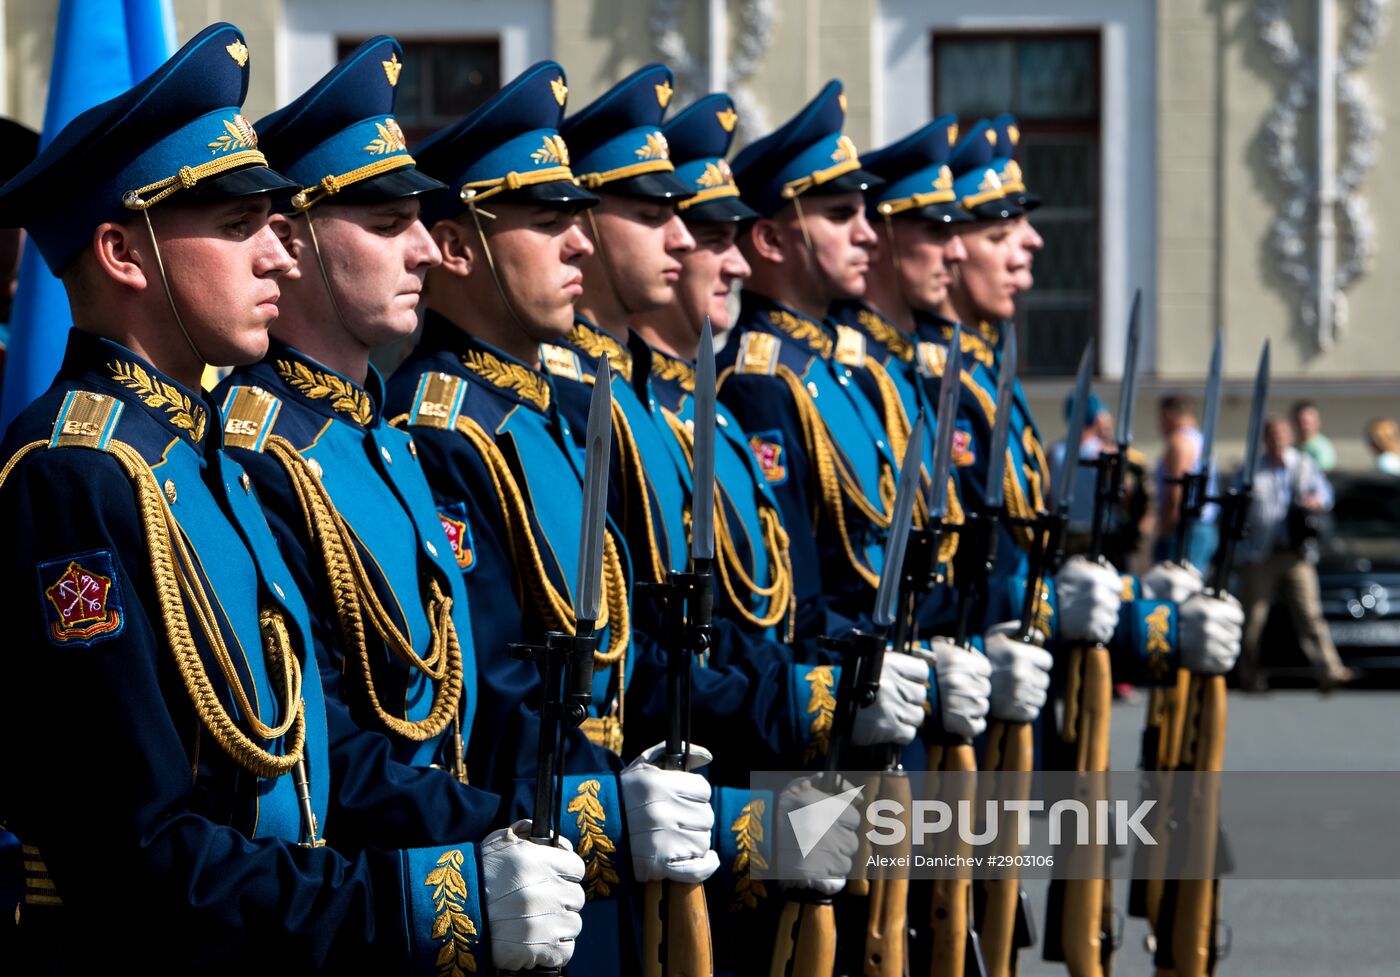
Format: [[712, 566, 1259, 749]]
[[461, 349, 551, 412], [650, 350, 696, 391], [107, 360, 207, 441], [856, 309, 914, 363], [768, 309, 833, 359], [274, 359, 374, 426], [566, 324, 633, 382], [940, 323, 995, 368]]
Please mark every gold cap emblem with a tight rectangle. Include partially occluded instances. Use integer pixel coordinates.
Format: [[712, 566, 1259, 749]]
[[551, 76, 568, 107], [934, 166, 952, 192], [225, 38, 249, 68], [655, 79, 674, 108], [531, 134, 570, 166], [382, 52, 402, 87], [364, 118, 407, 155], [635, 130, 671, 161], [1008, 123, 1020, 145], [987, 129, 997, 147], [838, 91, 848, 114], [948, 123, 959, 146], [716, 107, 738, 132]]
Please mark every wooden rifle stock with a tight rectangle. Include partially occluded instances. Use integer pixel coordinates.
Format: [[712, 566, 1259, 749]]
[[978, 720, 1035, 977], [771, 896, 838, 977], [644, 880, 713, 977], [927, 741, 982, 977], [864, 772, 912, 976]]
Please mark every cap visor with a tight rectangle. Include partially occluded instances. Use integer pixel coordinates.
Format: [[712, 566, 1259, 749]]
[[905, 201, 975, 224], [323, 167, 448, 205], [498, 180, 601, 209], [965, 198, 1023, 221], [1017, 191, 1042, 212], [600, 170, 697, 201], [681, 195, 761, 224], [808, 167, 885, 196], [193, 164, 300, 202]]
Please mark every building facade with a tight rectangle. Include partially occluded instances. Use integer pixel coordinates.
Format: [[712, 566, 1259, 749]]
[[4, 0, 1398, 468]]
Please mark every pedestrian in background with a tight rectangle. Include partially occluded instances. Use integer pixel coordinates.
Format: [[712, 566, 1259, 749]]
[[1236, 417, 1354, 692], [1365, 418, 1400, 475], [1154, 393, 1218, 571], [1292, 400, 1336, 472]]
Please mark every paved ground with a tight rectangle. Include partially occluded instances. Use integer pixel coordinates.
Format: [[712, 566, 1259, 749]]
[[1016, 688, 1400, 977]]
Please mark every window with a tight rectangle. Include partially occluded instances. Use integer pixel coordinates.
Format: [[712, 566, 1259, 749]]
[[933, 32, 1100, 376], [337, 39, 501, 146]]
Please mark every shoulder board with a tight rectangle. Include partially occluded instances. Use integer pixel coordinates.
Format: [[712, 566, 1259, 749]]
[[407, 371, 467, 431], [49, 390, 124, 451], [541, 344, 583, 382], [219, 385, 281, 452], [737, 332, 781, 376], [917, 340, 948, 378], [834, 325, 866, 367]]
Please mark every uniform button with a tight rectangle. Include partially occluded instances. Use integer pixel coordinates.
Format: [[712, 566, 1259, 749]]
[[408, 439, 418, 460], [240, 473, 251, 494], [381, 446, 392, 465], [844, 369, 853, 379], [876, 440, 886, 451], [717, 415, 729, 428], [308, 458, 323, 479], [838, 375, 849, 386], [272, 583, 285, 599], [807, 382, 819, 398], [163, 479, 177, 504], [426, 540, 439, 558]]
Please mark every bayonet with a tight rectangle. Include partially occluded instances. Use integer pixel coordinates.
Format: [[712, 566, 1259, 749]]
[[928, 324, 964, 521], [983, 327, 1017, 512], [1173, 335, 1223, 570]]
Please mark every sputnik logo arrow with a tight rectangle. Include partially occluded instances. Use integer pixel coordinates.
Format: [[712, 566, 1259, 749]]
[[788, 784, 863, 858]]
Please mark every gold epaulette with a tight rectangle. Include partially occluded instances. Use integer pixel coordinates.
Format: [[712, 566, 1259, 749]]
[[834, 325, 867, 367], [541, 344, 583, 382], [219, 386, 281, 452], [917, 340, 948, 379], [406, 372, 467, 431], [736, 332, 780, 375], [48, 390, 124, 451]]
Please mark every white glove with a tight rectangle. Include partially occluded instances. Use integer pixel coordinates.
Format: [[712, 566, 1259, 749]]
[[1142, 561, 1206, 604], [481, 820, 586, 973], [851, 651, 931, 746], [1055, 555, 1123, 645], [920, 637, 992, 739], [775, 775, 862, 895], [620, 742, 720, 884], [1179, 592, 1245, 675], [984, 622, 1054, 722]]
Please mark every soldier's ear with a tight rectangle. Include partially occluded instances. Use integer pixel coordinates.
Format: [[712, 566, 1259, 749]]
[[748, 216, 785, 265], [430, 218, 475, 276], [90, 221, 150, 293], [269, 214, 306, 281]]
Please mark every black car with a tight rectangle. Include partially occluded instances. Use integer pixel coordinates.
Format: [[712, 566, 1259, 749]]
[[1259, 471, 1400, 677]]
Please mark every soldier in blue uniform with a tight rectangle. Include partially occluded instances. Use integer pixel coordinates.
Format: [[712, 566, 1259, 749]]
[[0, 24, 586, 974], [384, 62, 720, 976]]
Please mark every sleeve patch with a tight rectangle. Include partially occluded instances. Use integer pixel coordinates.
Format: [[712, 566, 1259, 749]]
[[952, 419, 976, 468], [219, 385, 281, 452], [408, 372, 466, 430], [747, 430, 788, 485], [738, 332, 780, 375], [540, 344, 583, 382], [437, 502, 476, 572], [38, 550, 125, 647], [834, 325, 866, 367]]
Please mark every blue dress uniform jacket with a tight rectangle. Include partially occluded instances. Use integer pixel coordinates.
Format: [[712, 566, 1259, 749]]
[[916, 317, 1182, 686], [716, 290, 905, 634], [0, 332, 495, 974], [550, 323, 847, 779], [215, 341, 487, 779], [385, 313, 639, 976]]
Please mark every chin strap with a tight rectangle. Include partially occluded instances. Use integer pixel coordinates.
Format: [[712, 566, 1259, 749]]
[[299, 210, 353, 337], [140, 209, 207, 368], [460, 193, 536, 345]]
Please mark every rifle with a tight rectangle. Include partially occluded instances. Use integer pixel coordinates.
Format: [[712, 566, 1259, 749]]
[[1151, 342, 1270, 977], [1044, 295, 1141, 977], [862, 343, 966, 977], [770, 413, 926, 977], [973, 328, 1043, 977], [504, 356, 613, 977], [1130, 334, 1222, 933], [640, 322, 718, 977], [908, 329, 988, 977]]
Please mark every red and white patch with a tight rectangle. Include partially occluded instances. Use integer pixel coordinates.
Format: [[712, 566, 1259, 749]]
[[438, 512, 475, 571], [41, 555, 123, 645]]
